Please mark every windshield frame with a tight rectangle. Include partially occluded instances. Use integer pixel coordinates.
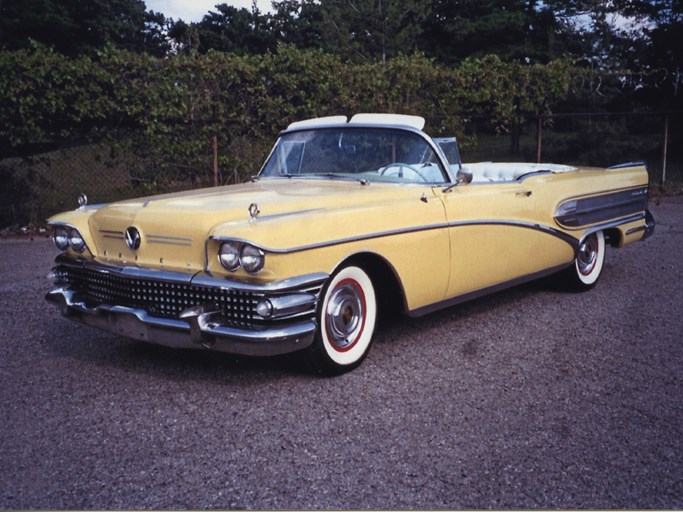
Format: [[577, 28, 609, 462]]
[[257, 123, 456, 185]]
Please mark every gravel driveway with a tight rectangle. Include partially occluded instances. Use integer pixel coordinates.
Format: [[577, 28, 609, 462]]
[[1, 197, 682, 509]]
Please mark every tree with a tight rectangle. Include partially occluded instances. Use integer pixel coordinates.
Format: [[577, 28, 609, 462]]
[[270, 0, 328, 50], [419, 0, 563, 64], [178, 4, 275, 55], [0, 0, 169, 56], [641, 0, 682, 105], [319, 0, 431, 65]]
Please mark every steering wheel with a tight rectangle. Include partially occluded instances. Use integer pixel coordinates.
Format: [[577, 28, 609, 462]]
[[378, 163, 429, 182]]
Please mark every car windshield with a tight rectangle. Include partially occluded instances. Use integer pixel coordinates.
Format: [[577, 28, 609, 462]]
[[260, 127, 449, 184]]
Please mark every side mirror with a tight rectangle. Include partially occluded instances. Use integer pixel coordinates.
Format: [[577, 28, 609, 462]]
[[456, 169, 473, 184]]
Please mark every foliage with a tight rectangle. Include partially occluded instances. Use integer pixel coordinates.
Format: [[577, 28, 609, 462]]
[[420, 0, 560, 64], [0, 44, 585, 180], [0, 0, 169, 56], [182, 4, 275, 55], [1, 0, 679, 228], [318, 0, 431, 65]]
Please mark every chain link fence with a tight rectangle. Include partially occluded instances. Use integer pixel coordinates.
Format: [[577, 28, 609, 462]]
[[1, 111, 680, 229]]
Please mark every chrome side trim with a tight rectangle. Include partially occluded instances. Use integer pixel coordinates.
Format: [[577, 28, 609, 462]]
[[254, 208, 326, 222], [555, 186, 649, 228], [99, 229, 124, 240], [146, 234, 193, 247], [607, 161, 645, 169], [212, 219, 580, 255], [582, 213, 646, 237], [210, 222, 450, 254], [626, 225, 647, 235], [48, 221, 78, 229], [446, 220, 579, 251], [267, 294, 318, 320], [626, 210, 655, 238]]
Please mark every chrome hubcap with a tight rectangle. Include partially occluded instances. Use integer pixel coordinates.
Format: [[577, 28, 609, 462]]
[[325, 280, 364, 350], [577, 234, 598, 275]]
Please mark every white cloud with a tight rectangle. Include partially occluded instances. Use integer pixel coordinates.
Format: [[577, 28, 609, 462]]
[[145, 0, 273, 22]]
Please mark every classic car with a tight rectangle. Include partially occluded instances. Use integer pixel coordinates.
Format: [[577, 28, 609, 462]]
[[46, 113, 655, 374]]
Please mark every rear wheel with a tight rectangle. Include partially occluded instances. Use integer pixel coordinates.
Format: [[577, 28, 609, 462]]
[[562, 230, 605, 291], [307, 265, 377, 375]]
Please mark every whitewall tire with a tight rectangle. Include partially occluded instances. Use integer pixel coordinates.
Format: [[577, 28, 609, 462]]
[[565, 230, 605, 290], [309, 265, 377, 374]]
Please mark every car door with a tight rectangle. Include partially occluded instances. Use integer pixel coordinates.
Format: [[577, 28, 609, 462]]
[[435, 179, 575, 300]]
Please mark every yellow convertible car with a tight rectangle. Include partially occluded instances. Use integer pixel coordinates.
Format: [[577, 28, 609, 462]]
[[46, 114, 655, 373]]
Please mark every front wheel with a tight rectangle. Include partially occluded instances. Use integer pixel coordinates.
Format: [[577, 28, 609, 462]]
[[307, 265, 377, 375], [562, 230, 606, 291]]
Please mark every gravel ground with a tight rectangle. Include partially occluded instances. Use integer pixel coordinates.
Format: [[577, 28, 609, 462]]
[[1, 197, 682, 509]]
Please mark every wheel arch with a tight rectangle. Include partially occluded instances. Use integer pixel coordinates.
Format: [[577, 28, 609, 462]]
[[333, 252, 408, 322], [603, 227, 622, 248]]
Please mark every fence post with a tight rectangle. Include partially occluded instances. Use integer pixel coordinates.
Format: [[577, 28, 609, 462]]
[[662, 113, 669, 185], [212, 135, 219, 187], [536, 116, 543, 163]]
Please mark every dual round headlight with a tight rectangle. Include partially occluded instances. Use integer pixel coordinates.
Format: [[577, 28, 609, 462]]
[[53, 227, 69, 251], [53, 227, 86, 253], [218, 241, 241, 271], [218, 241, 265, 274]]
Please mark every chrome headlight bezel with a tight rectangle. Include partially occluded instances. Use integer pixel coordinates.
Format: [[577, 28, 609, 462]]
[[218, 241, 241, 271], [217, 241, 266, 274], [53, 227, 69, 251], [240, 244, 265, 274], [68, 228, 86, 253]]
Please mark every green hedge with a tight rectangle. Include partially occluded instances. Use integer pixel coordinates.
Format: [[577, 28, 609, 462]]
[[1, 44, 580, 177], [10, 44, 666, 227]]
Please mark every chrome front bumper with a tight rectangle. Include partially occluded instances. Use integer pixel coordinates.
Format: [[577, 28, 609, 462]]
[[46, 258, 326, 356]]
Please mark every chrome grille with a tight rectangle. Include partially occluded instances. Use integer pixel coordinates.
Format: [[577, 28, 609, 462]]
[[59, 265, 260, 325]]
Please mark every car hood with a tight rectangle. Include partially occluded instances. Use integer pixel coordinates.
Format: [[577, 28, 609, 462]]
[[86, 179, 441, 273]]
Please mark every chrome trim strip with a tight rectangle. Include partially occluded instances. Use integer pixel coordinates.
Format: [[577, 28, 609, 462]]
[[582, 213, 646, 237], [607, 161, 645, 169], [626, 225, 647, 235], [190, 272, 328, 293], [255, 208, 327, 221], [266, 294, 318, 320], [99, 229, 125, 241], [212, 219, 580, 255], [446, 220, 579, 250], [55, 254, 195, 283], [147, 240, 193, 247], [210, 222, 450, 254], [559, 184, 649, 203], [555, 185, 649, 229], [147, 234, 193, 241], [146, 234, 193, 247], [53, 254, 329, 293], [48, 221, 78, 229], [517, 170, 553, 182]]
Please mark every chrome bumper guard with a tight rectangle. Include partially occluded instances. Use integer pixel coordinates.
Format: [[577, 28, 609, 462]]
[[46, 258, 327, 356]]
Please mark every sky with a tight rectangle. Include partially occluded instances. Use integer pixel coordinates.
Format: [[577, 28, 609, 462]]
[[145, 0, 273, 22]]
